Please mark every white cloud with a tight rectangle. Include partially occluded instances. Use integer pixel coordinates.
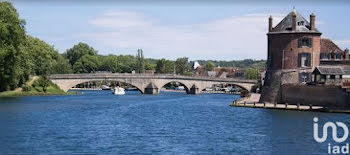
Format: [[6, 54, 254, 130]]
[[89, 11, 152, 28], [80, 11, 285, 60]]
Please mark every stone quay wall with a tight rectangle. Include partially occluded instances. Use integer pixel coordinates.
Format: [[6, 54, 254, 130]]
[[281, 84, 350, 109]]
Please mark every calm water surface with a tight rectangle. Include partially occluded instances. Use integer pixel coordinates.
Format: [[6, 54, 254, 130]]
[[0, 90, 349, 154]]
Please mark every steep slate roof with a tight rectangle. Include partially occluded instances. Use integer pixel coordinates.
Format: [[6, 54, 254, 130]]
[[320, 39, 343, 53], [271, 10, 320, 33], [313, 66, 345, 75]]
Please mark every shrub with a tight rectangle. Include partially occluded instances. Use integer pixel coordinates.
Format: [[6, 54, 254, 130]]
[[22, 85, 32, 91], [183, 71, 193, 76]]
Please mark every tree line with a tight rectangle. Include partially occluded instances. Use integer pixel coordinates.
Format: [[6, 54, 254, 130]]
[[0, 2, 263, 92]]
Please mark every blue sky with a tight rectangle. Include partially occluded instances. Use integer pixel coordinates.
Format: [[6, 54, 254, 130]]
[[7, 1, 350, 60]]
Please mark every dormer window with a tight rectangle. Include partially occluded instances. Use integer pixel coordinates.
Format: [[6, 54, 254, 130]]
[[320, 53, 330, 60], [335, 54, 342, 60], [297, 21, 304, 26], [298, 37, 312, 48]]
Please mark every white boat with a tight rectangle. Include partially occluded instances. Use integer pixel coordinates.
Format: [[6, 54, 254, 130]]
[[112, 86, 125, 95], [101, 85, 111, 90]]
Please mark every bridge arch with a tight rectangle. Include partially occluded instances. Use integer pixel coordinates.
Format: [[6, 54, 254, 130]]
[[199, 82, 251, 92], [156, 80, 192, 93], [51, 79, 145, 93]]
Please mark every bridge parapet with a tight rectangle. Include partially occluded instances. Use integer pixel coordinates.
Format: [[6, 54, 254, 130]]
[[49, 73, 257, 83]]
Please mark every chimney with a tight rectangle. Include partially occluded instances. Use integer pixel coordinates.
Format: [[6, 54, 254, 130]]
[[310, 13, 315, 31], [345, 48, 349, 60], [269, 16, 273, 32], [292, 11, 296, 31]]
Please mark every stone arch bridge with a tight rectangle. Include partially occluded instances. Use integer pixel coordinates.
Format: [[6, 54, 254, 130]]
[[49, 73, 258, 94]]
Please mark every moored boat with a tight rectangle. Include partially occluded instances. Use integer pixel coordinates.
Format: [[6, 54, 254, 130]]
[[101, 85, 111, 90], [112, 86, 125, 95]]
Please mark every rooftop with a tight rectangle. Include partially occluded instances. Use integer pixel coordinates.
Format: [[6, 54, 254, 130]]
[[320, 39, 343, 53], [270, 10, 321, 34], [313, 66, 345, 75]]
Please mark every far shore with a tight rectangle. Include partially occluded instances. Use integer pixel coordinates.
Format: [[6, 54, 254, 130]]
[[0, 91, 79, 97]]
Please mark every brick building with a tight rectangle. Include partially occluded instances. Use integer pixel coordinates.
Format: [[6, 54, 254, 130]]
[[260, 9, 350, 103]]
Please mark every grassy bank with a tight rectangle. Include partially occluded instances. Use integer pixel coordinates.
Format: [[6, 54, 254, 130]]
[[0, 76, 78, 97], [0, 85, 78, 97]]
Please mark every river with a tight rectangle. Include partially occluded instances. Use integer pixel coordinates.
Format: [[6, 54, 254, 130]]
[[0, 90, 349, 154]]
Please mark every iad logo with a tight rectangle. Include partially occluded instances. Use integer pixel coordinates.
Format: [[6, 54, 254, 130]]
[[313, 117, 350, 154], [314, 117, 349, 143]]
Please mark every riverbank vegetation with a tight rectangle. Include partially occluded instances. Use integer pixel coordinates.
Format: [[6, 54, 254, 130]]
[[0, 76, 77, 97], [0, 2, 264, 94]]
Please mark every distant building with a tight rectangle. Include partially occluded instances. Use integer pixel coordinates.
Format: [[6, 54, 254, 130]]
[[207, 71, 217, 78], [320, 39, 349, 61], [233, 69, 245, 78], [193, 61, 201, 70], [312, 66, 344, 85]]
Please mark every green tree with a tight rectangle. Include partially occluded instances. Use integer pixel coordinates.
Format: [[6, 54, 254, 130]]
[[117, 55, 137, 73], [0, 2, 28, 91], [99, 54, 119, 73], [34, 76, 51, 93], [204, 61, 215, 71], [245, 67, 260, 80], [73, 55, 100, 73], [175, 57, 190, 75], [136, 49, 145, 73], [155, 59, 174, 74], [145, 59, 156, 70], [51, 55, 73, 74], [63, 42, 97, 66], [20, 35, 73, 75]]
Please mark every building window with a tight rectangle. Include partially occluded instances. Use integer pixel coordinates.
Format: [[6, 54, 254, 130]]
[[298, 53, 311, 68], [297, 21, 304, 26], [320, 53, 330, 60], [299, 72, 311, 83], [335, 54, 342, 60], [298, 37, 312, 48], [330, 75, 336, 79]]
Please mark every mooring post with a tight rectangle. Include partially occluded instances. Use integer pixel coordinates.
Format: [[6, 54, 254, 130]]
[[244, 102, 246, 106], [297, 104, 300, 109], [263, 102, 266, 108], [310, 104, 313, 110], [274, 103, 277, 108], [285, 103, 288, 109], [253, 102, 256, 107]]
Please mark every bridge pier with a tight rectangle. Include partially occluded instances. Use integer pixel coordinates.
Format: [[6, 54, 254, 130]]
[[187, 84, 200, 95], [144, 82, 159, 94]]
